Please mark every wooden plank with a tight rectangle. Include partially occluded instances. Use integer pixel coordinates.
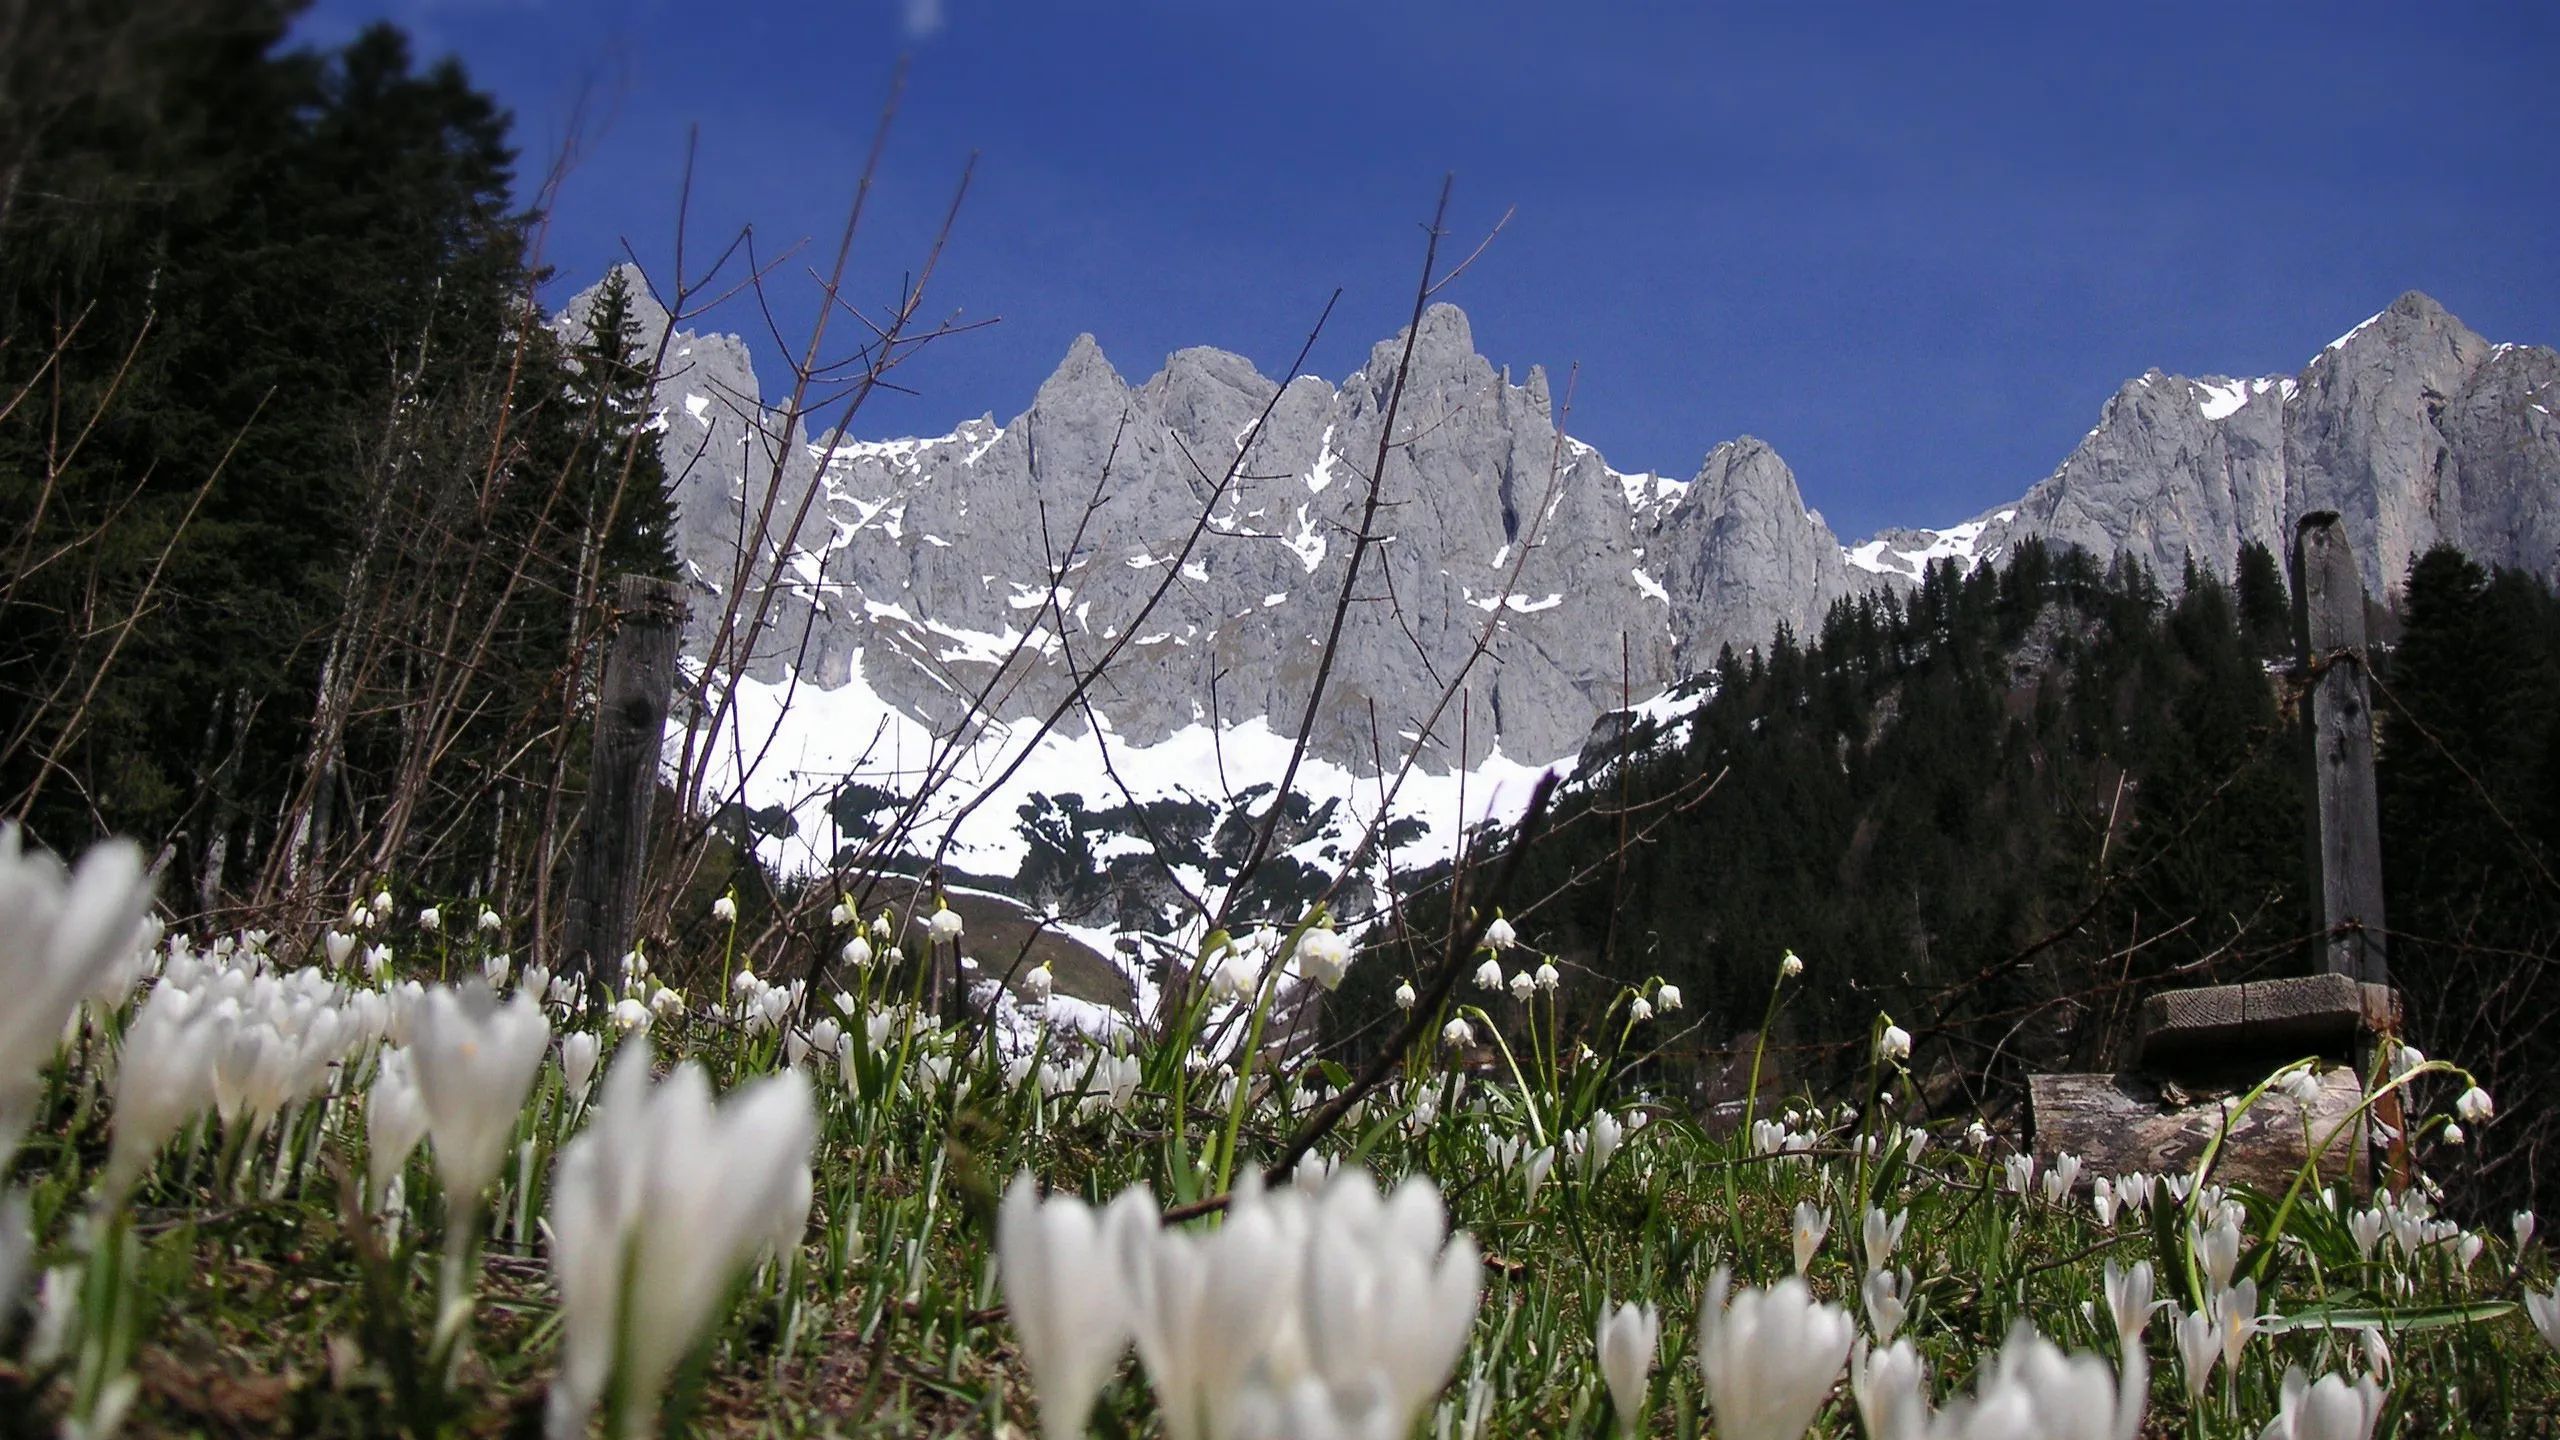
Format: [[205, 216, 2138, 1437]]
[[2136, 975, 2400, 1068], [560, 575, 688, 995], [2291, 513, 2388, 985], [2029, 1069, 2368, 1195]]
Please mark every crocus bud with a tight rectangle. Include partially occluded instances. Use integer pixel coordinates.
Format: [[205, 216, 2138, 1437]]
[[1595, 1300, 1658, 1426]]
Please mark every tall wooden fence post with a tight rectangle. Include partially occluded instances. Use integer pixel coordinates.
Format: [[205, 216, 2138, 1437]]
[[562, 574, 688, 997], [2291, 512, 2388, 986]]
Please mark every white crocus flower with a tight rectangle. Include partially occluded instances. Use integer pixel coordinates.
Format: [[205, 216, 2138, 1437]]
[[409, 984, 550, 1204], [2103, 1259, 2155, 1349], [1693, 1268, 1855, 1440], [0, 828, 153, 1156], [324, 930, 358, 970], [2213, 1277, 2262, 1373], [2195, 1216, 2243, 1294], [1121, 1186, 1297, 1440], [1863, 1207, 1909, 1273], [2515, 1210, 2537, 1254], [1792, 1201, 1830, 1273], [560, 1033, 602, 1110], [998, 1175, 1157, 1440], [100, 989, 223, 1204], [367, 1048, 430, 1204], [1850, 1336, 1930, 1440], [1294, 1173, 1482, 1435], [546, 1042, 815, 1440], [2524, 1282, 2560, 1354], [1594, 1299, 1659, 1427], [2172, 1303, 2221, 1402], [1931, 1321, 2145, 1440], [1862, 1268, 1908, 1343], [2259, 1365, 2383, 1440]]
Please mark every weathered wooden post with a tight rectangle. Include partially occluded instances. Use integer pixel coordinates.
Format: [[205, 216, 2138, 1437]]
[[2291, 512, 2388, 985], [2025, 514, 2401, 1193], [561, 575, 688, 997]]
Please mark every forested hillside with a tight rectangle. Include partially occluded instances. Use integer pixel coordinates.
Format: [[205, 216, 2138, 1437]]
[[1345, 538, 2560, 1214], [0, 3, 675, 919]]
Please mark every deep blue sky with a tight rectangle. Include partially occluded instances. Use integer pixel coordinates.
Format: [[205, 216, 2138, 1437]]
[[301, 1, 2560, 540]]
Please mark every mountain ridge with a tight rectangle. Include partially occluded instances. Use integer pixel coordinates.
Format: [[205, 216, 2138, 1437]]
[[557, 276, 2558, 904]]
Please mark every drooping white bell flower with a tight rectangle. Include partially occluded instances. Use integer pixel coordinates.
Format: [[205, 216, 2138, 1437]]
[[418, 906, 442, 933], [2456, 1086, 2494, 1124], [927, 900, 964, 945], [1594, 1299, 1658, 1427], [998, 1175, 1158, 1439], [1472, 958, 1503, 992], [1482, 915, 1517, 950], [1876, 1023, 1912, 1064], [545, 1042, 814, 1440], [1779, 950, 1805, 979], [711, 894, 737, 923], [1295, 927, 1352, 991], [476, 907, 502, 935], [1628, 997, 1653, 1023], [1393, 981, 1416, 1011], [1693, 1268, 1855, 1440], [1654, 981, 1681, 1010], [409, 984, 550, 1205], [1019, 962, 1055, 1006], [1536, 962, 1562, 992], [839, 934, 873, 970], [1441, 1017, 1472, 1048], [1506, 970, 1535, 1003]]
